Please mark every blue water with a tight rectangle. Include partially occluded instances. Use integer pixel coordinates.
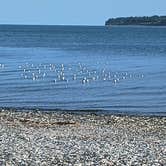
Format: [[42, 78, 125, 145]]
[[0, 25, 166, 115]]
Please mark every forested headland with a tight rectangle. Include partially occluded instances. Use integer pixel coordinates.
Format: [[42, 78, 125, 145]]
[[105, 16, 166, 26]]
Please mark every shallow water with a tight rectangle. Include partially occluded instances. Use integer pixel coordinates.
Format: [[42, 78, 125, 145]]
[[0, 25, 166, 115]]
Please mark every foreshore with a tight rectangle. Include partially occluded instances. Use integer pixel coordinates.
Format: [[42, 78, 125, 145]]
[[0, 109, 165, 165]]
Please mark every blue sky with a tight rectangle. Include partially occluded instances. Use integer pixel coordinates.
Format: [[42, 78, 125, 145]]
[[0, 0, 165, 25]]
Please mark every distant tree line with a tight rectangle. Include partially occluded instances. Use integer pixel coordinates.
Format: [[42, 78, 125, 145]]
[[105, 16, 166, 26]]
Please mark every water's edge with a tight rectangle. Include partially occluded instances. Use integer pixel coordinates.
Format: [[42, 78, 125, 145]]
[[1, 107, 166, 117]]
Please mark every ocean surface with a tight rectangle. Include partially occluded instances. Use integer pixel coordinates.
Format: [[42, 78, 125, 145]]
[[0, 25, 166, 116]]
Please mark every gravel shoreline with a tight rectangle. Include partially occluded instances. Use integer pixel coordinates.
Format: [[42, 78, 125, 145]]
[[0, 109, 165, 165]]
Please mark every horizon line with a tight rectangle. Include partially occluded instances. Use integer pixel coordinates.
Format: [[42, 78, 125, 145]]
[[0, 23, 104, 27]]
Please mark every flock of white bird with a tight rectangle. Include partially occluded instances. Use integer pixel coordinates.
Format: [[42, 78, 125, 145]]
[[0, 62, 144, 86], [16, 62, 144, 85]]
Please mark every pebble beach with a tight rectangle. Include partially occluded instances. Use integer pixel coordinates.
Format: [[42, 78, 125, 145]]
[[0, 109, 165, 166]]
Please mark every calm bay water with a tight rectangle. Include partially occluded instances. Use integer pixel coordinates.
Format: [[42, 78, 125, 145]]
[[0, 25, 166, 115]]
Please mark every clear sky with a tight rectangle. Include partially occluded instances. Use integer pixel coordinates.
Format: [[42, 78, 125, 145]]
[[0, 0, 165, 25]]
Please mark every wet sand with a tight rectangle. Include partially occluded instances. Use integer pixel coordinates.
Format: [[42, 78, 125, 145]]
[[0, 109, 165, 165]]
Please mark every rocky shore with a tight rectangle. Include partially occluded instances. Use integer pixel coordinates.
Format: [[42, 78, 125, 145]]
[[0, 109, 165, 165]]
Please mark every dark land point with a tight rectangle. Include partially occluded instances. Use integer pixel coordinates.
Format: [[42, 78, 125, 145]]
[[105, 15, 166, 26]]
